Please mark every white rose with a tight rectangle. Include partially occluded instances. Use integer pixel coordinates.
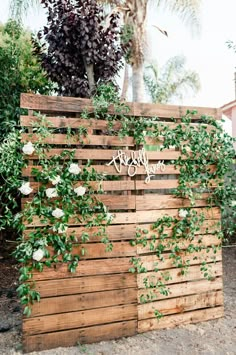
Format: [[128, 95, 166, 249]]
[[49, 175, 61, 185], [182, 146, 191, 153], [52, 208, 64, 219], [231, 201, 236, 207], [69, 163, 81, 175], [106, 212, 114, 221], [14, 213, 22, 221], [22, 141, 35, 155], [178, 209, 188, 218], [46, 188, 58, 198], [74, 186, 86, 196], [32, 249, 44, 262], [19, 182, 33, 195], [53, 224, 68, 234]]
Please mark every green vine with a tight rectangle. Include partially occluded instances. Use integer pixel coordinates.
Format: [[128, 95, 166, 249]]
[[13, 123, 113, 316], [1, 84, 234, 320], [89, 85, 235, 319]]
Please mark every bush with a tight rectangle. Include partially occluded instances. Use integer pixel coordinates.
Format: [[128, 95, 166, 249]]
[[0, 20, 54, 255], [0, 20, 54, 140]]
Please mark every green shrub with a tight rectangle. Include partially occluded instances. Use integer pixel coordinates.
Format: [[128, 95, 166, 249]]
[[0, 20, 54, 140]]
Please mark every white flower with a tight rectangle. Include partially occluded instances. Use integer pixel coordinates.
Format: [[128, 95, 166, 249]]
[[53, 224, 68, 234], [46, 188, 58, 198], [22, 141, 35, 155], [231, 201, 236, 207], [106, 212, 114, 221], [14, 213, 22, 221], [19, 182, 33, 195], [32, 249, 44, 262], [69, 163, 81, 175], [178, 209, 188, 218], [49, 175, 61, 185], [182, 145, 191, 153], [74, 186, 86, 196], [52, 208, 64, 219]]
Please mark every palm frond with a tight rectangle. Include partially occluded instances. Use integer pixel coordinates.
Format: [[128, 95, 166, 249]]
[[9, 0, 40, 22], [144, 55, 200, 104], [154, 0, 202, 34]]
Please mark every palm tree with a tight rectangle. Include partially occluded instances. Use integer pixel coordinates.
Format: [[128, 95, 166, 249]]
[[100, 0, 201, 102], [144, 55, 200, 104]]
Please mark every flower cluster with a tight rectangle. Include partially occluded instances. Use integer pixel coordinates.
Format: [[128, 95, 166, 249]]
[[19, 143, 93, 265], [15, 140, 115, 316]]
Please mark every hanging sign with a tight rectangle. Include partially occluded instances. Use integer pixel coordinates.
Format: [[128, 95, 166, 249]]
[[106, 148, 165, 184]]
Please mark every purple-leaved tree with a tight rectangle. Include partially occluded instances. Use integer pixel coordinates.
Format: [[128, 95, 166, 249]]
[[35, 0, 128, 97]]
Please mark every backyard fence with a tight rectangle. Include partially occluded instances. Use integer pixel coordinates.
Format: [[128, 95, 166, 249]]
[[20, 94, 223, 352]]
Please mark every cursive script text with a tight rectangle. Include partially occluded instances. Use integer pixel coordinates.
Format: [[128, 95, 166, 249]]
[[106, 148, 165, 183]]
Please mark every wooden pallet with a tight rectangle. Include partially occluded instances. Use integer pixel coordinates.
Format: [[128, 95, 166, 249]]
[[20, 94, 223, 353]]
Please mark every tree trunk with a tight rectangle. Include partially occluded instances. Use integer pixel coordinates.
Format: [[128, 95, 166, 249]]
[[121, 63, 129, 101], [132, 64, 145, 102], [83, 59, 96, 96]]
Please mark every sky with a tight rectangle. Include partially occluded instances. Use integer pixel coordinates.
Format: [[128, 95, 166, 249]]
[[147, 0, 236, 108], [0, 0, 235, 117]]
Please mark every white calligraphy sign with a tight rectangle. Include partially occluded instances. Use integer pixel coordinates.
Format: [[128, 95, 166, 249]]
[[106, 148, 165, 184]]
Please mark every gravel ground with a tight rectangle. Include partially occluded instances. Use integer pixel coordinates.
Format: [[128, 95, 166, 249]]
[[0, 247, 235, 355]]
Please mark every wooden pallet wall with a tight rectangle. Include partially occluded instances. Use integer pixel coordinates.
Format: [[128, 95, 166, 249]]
[[20, 94, 224, 353]]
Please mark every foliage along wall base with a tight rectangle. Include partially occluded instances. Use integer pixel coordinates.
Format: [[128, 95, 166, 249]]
[[18, 92, 229, 353]]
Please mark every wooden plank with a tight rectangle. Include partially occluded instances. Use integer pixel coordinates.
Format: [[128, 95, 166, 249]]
[[140, 249, 222, 271], [138, 290, 223, 320], [136, 180, 218, 191], [23, 320, 137, 353], [20, 93, 134, 114], [22, 164, 180, 177], [48, 241, 136, 259], [23, 304, 137, 335], [32, 249, 221, 282], [25, 220, 219, 243], [33, 258, 133, 281], [24, 180, 135, 192], [20, 115, 123, 130], [35, 273, 136, 297], [133, 102, 218, 119], [138, 306, 224, 333], [24, 207, 221, 227], [138, 277, 223, 302], [20, 94, 218, 120], [134, 208, 221, 224], [26, 148, 181, 162], [22, 194, 136, 210], [24, 224, 137, 242], [98, 181, 135, 192], [114, 208, 220, 225], [136, 220, 220, 239], [136, 180, 179, 190], [95, 195, 136, 209], [21, 133, 135, 147], [22, 178, 217, 196], [137, 262, 222, 288], [136, 194, 212, 210], [137, 234, 221, 255], [20, 115, 215, 130], [22, 190, 213, 209], [30, 288, 137, 317]]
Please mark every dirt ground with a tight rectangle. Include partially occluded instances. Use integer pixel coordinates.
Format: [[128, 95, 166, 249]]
[[0, 247, 235, 355]]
